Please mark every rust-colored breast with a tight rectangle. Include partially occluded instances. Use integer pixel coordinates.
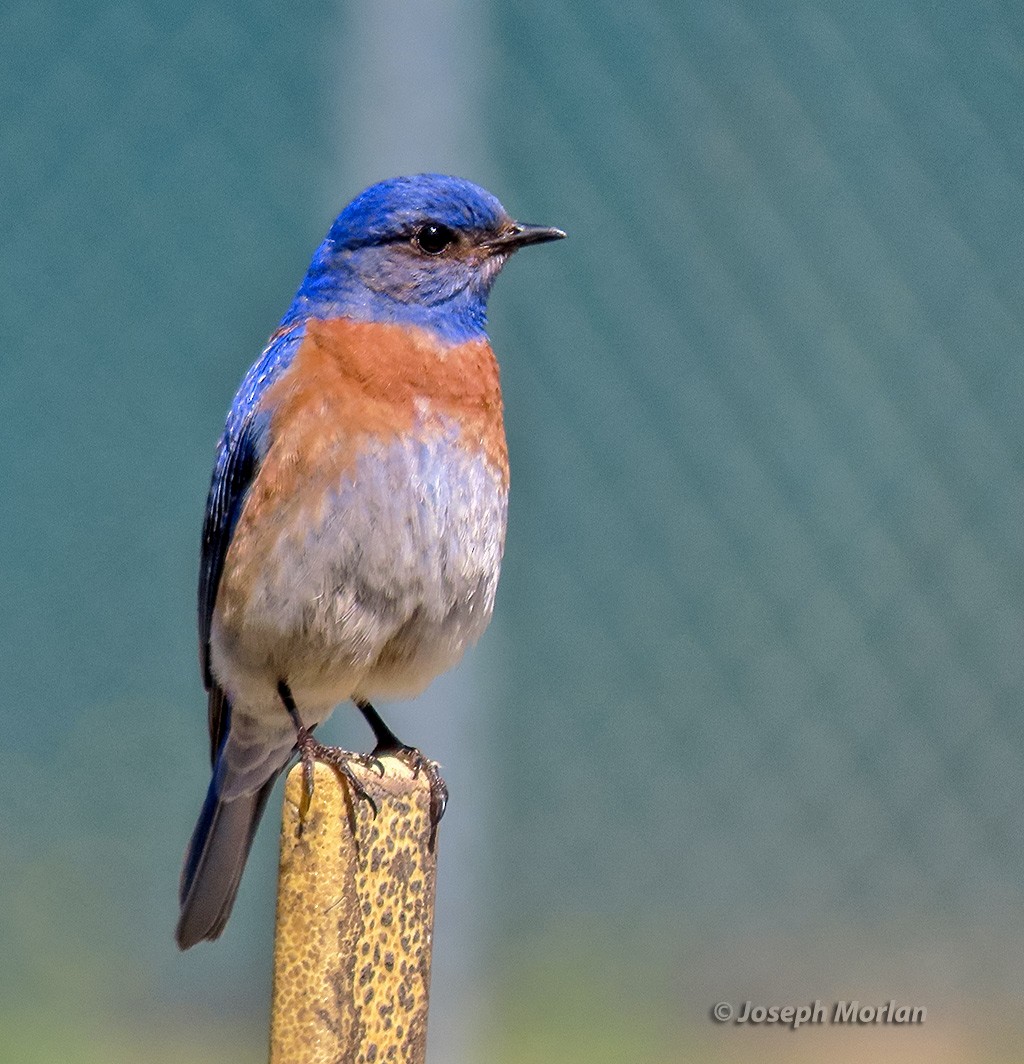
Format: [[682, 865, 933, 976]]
[[216, 318, 507, 626], [267, 316, 506, 482]]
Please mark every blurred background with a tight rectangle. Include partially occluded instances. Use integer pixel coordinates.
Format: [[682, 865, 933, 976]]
[[4, 1, 1024, 1061]]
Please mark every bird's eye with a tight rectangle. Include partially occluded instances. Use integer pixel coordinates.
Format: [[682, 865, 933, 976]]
[[413, 223, 456, 255]]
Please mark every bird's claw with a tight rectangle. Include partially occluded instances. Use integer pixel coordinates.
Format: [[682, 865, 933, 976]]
[[377, 744, 448, 849], [295, 728, 380, 819]]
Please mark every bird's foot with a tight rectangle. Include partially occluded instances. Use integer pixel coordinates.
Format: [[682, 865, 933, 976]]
[[376, 743, 448, 850], [353, 699, 448, 849], [294, 726, 384, 819]]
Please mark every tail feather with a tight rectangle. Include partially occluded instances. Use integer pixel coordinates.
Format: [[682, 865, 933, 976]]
[[175, 765, 282, 950]]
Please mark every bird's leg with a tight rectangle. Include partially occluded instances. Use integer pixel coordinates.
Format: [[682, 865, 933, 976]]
[[277, 680, 381, 818], [355, 699, 448, 849]]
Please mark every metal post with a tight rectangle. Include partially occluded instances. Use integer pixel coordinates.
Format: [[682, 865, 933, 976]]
[[269, 758, 438, 1063]]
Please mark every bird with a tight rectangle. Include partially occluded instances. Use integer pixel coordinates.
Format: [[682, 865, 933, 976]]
[[175, 174, 565, 950]]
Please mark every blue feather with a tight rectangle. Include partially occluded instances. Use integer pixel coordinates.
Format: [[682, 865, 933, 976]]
[[283, 175, 512, 344], [197, 322, 305, 754]]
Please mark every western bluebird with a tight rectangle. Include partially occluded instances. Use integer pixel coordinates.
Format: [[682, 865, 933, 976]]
[[176, 174, 564, 949]]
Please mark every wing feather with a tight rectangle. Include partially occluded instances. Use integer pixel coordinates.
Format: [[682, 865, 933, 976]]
[[197, 321, 304, 759]]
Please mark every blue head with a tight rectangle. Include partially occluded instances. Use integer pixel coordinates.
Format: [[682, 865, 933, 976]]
[[285, 175, 565, 343]]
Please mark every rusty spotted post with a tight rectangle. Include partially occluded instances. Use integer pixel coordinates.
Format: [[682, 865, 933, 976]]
[[269, 757, 439, 1063]]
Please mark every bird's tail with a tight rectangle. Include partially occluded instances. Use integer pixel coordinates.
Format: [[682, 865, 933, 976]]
[[175, 754, 283, 950]]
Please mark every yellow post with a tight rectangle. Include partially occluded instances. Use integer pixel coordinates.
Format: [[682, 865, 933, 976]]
[[269, 757, 439, 1064]]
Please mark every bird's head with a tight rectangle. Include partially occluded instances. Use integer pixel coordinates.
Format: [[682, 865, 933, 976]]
[[289, 174, 565, 342]]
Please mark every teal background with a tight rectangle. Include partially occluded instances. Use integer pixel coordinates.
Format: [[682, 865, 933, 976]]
[[3, 2, 1024, 1061]]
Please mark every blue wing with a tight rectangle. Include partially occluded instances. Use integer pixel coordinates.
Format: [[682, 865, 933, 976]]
[[198, 321, 304, 759]]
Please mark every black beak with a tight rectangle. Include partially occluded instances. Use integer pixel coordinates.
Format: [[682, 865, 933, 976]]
[[483, 222, 567, 252]]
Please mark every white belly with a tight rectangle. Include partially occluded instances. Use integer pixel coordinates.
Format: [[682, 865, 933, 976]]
[[209, 429, 507, 719]]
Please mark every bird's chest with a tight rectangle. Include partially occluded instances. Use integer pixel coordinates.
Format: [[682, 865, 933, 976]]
[[213, 320, 509, 696], [283, 423, 508, 618], [224, 427, 507, 700], [224, 410, 507, 610]]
